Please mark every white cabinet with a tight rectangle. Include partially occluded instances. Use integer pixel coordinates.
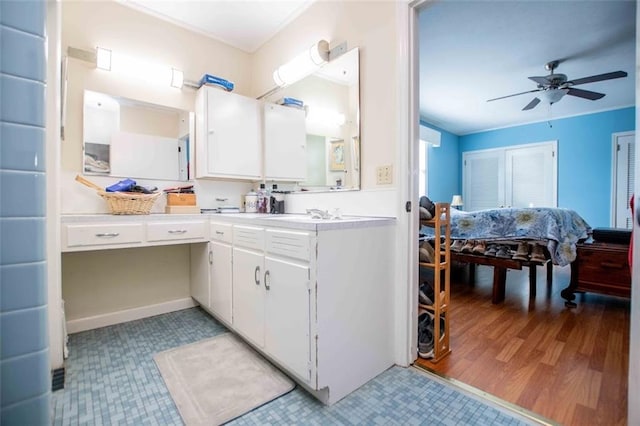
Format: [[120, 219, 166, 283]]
[[188, 216, 395, 406], [264, 255, 310, 381], [263, 103, 307, 181], [195, 86, 261, 179], [232, 225, 312, 382], [209, 222, 233, 324], [232, 246, 265, 346]]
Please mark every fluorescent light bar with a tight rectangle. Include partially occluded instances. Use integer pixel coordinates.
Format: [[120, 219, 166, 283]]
[[273, 40, 329, 87]]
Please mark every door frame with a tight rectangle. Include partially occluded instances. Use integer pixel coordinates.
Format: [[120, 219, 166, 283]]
[[610, 130, 635, 227], [405, 2, 638, 423]]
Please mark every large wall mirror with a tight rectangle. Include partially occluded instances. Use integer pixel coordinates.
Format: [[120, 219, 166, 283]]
[[267, 47, 360, 191], [83, 90, 194, 182]]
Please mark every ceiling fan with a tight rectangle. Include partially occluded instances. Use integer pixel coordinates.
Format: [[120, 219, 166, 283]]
[[487, 60, 628, 111]]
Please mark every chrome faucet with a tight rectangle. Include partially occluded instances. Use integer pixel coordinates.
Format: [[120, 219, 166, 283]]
[[306, 208, 330, 219]]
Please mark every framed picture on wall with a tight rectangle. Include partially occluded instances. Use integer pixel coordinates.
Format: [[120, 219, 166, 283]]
[[329, 140, 345, 171]]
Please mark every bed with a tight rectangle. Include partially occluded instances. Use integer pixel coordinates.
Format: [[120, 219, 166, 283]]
[[437, 207, 592, 266], [420, 207, 592, 303]]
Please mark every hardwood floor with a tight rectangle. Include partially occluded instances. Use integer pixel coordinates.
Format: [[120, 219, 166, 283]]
[[414, 263, 630, 426]]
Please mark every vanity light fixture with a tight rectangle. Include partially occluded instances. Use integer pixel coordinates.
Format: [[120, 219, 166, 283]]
[[96, 47, 112, 71], [67, 46, 184, 89], [273, 40, 329, 87]]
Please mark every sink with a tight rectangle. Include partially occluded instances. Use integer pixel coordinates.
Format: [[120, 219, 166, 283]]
[[264, 214, 322, 222]]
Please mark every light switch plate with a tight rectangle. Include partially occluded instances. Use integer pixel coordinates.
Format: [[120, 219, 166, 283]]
[[376, 165, 393, 185]]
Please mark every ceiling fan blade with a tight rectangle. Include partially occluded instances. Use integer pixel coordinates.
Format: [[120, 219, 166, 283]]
[[522, 97, 541, 111], [566, 87, 606, 100], [528, 76, 549, 85], [567, 70, 627, 86], [487, 89, 541, 102]]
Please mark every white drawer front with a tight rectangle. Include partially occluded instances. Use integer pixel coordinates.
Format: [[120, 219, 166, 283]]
[[210, 222, 233, 243], [147, 221, 207, 242], [66, 223, 144, 248], [265, 229, 311, 262], [233, 225, 264, 251]]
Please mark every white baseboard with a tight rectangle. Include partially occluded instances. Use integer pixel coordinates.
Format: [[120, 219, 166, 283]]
[[66, 297, 198, 334]]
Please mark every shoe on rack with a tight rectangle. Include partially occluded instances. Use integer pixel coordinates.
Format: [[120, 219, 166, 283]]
[[420, 241, 435, 263], [495, 245, 511, 258], [417, 310, 435, 359], [419, 196, 436, 219], [450, 240, 465, 252], [530, 244, 546, 263], [485, 244, 498, 257], [512, 242, 530, 261], [419, 281, 435, 306], [461, 240, 475, 253], [472, 240, 487, 255], [419, 206, 432, 220]]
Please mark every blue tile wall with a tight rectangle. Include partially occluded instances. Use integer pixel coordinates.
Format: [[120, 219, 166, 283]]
[[0, 0, 50, 424]]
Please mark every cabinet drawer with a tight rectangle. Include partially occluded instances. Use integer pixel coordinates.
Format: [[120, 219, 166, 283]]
[[210, 222, 233, 243], [577, 247, 631, 288], [233, 225, 264, 250], [265, 229, 311, 262], [147, 221, 207, 242], [65, 223, 144, 248]]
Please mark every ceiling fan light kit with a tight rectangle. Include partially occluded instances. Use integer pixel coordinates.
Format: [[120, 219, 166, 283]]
[[487, 60, 628, 111]]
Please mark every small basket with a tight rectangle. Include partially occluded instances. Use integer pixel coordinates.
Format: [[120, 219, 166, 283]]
[[98, 191, 161, 215]]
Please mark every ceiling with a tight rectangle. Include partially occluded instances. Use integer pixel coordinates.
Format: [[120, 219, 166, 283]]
[[121, 0, 314, 53], [120, 1, 636, 136], [418, 0, 636, 135]]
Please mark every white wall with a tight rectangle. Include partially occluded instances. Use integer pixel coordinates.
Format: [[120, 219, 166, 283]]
[[56, 0, 412, 368]]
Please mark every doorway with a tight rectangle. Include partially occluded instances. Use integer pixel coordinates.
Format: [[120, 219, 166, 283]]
[[407, 1, 637, 424]]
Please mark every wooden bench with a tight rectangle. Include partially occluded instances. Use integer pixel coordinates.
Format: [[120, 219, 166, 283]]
[[450, 251, 553, 304]]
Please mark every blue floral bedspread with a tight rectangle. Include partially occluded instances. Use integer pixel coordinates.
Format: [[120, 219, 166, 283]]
[[422, 208, 592, 266]]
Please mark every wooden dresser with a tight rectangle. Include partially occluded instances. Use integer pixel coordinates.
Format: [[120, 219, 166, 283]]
[[561, 241, 631, 307]]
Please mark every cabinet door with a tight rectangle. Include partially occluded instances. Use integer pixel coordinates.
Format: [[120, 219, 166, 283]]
[[264, 256, 311, 381], [204, 88, 261, 179], [210, 241, 233, 324], [232, 247, 265, 347], [189, 243, 211, 309], [264, 103, 307, 180]]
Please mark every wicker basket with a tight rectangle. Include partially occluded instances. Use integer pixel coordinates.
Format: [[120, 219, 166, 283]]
[[98, 191, 161, 215]]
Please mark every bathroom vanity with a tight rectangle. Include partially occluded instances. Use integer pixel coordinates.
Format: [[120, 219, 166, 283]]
[[61, 213, 395, 405]]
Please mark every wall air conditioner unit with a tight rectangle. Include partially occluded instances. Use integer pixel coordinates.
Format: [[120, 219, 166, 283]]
[[419, 125, 441, 147]]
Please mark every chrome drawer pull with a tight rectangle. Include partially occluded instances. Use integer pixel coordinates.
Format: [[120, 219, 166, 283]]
[[254, 266, 261, 285], [95, 232, 119, 238], [215, 231, 225, 235], [168, 229, 187, 234]]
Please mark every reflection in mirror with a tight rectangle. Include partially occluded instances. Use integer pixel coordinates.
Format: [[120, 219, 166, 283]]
[[83, 90, 193, 181], [268, 47, 360, 191]]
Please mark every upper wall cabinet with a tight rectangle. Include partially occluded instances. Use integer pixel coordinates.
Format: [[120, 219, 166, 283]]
[[263, 103, 306, 181], [195, 86, 261, 180]]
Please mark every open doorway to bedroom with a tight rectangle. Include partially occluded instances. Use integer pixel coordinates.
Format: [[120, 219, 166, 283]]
[[410, 1, 635, 425]]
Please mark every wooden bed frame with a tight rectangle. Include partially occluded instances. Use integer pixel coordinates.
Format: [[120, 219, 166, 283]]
[[450, 251, 553, 304]]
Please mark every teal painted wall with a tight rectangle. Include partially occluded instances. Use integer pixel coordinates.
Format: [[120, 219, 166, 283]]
[[420, 121, 460, 205], [424, 107, 635, 228]]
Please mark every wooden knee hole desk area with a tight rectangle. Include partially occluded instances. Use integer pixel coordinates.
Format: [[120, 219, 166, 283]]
[[450, 251, 553, 304]]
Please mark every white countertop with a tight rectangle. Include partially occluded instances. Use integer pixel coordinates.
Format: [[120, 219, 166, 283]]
[[61, 212, 396, 231]]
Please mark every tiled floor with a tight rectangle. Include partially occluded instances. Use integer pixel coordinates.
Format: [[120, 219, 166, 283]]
[[52, 308, 536, 425]]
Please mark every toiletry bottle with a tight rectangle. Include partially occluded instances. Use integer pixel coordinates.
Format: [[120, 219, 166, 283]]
[[257, 183, 267, 213], [270, 184, 278, 214], [245, 190, 258, 213]]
